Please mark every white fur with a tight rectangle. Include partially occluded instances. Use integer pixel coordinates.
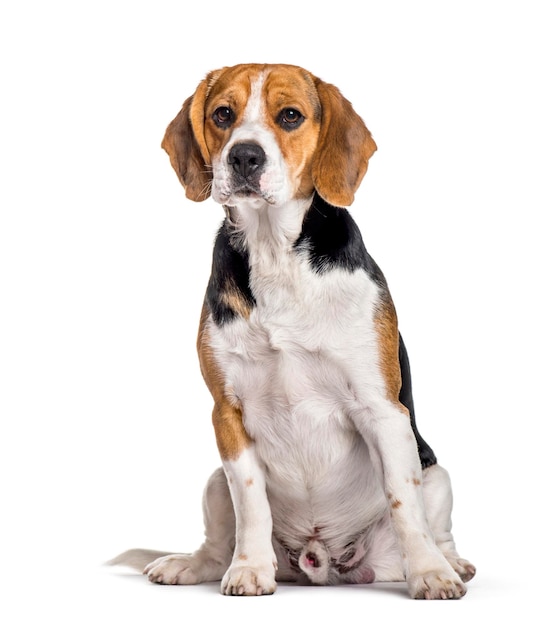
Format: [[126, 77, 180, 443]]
[[220, 448, 278, 595]]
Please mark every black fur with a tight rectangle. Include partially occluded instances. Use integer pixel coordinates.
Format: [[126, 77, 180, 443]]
[[294, 194, 385, 284], [206, 221, 255, 326], [398, 335, 437, 469]]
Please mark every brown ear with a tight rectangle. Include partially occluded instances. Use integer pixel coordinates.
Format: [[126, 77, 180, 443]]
[[161, 77, 213, 202], [312, 81, 377, 208]]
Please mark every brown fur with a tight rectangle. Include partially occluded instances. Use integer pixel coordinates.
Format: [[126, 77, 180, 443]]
[[374, 294, 405, 407], [162, 64, 376, 208], [311, 79, 377, 207], [197, 303, 252, 460]]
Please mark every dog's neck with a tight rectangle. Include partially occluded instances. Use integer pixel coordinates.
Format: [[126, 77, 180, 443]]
[[222, 194, 314, 307], [223, 194, 314, 259]]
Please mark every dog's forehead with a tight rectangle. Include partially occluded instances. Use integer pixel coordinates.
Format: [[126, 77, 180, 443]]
[[205, 64, 261, 107], [205, 64, 320, 118], [262, 67, 321, 119]]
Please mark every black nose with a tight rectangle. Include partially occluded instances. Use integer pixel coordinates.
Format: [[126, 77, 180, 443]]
[[228, 143, 266, 179]]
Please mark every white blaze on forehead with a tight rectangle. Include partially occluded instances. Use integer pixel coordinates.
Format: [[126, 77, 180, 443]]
[[241, 72, 267, 128], [221, 71, 273, 150]]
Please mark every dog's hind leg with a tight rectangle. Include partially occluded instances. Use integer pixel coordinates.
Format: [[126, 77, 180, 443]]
[[144, 467, 235, 584], [111, 468, 235, 585], [144, 467, 235, 585], [421, 463, 476, 583]]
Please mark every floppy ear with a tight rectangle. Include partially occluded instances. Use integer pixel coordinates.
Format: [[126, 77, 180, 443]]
[[312, 81, 377, 208], [161, 76, 213, 202]]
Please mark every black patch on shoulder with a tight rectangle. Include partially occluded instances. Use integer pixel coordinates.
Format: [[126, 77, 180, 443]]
[[206, 220, 255, 326], [398, 334, 437, 469], [294, 193, 385, 286]]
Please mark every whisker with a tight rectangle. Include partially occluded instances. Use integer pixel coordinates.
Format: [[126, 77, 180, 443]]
[[198, 177, 213, 200]]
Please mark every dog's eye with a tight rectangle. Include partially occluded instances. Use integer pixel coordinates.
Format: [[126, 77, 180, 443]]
[[278, 108, 304, 131], [213, 106, 234, 128]]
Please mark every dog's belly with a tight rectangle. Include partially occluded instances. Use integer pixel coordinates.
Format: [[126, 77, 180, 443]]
[[265, 430, 387, 547], [212, 305, 388, 555], [207, 262, 393, 572], [236, 346, 390, 582], [244, 352, 387, 550]]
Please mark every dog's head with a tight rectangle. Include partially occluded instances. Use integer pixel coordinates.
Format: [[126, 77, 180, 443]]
[[162, 64, 377, 209]]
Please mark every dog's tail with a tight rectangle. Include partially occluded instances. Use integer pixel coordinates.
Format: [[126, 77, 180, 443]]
[[107, 549, 172, 572]]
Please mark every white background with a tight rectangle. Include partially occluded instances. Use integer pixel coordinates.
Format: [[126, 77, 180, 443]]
[[1, 1, 546, 623]]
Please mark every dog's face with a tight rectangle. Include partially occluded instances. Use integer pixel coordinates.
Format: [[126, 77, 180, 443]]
[[162, 64, 377, 208], [202, 64, 322, 209]]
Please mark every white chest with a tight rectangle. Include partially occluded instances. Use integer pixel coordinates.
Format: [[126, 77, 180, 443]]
[[208, 257, 385, 470]]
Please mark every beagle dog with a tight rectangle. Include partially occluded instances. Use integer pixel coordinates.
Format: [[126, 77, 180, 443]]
[[110, 63, 475, 599]]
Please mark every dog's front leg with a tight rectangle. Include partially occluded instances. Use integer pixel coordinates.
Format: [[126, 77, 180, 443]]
[[220, 443, 277, 595], [211, 399, 277, 596], [362, 402, 467, 599], [200, 314, 277, 596]]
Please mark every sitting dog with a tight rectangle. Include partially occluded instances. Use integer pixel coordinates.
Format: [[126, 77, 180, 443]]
[[110, 63, 475, 599]]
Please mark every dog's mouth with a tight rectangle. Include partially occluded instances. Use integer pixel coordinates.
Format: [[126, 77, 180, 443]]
[[233, 183, 262, 197], [227, 181, 277, 206]]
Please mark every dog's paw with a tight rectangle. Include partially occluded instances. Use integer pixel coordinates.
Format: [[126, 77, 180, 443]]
[[407, 569, 467, 600], [144, 554, 203, 585], [221, 562, 277, 596], [447, 556, 476, 583]]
